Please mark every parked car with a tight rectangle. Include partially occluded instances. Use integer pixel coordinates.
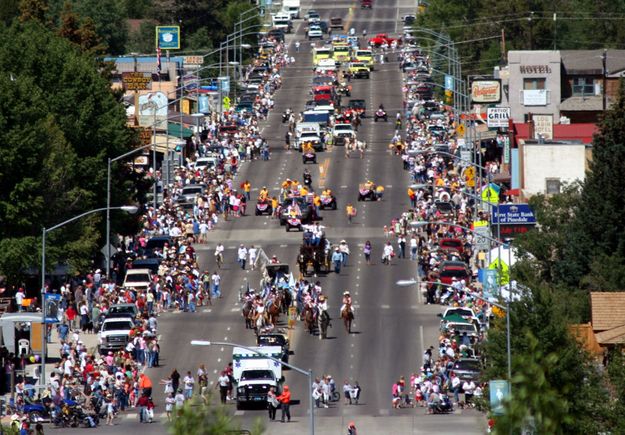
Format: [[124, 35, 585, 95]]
[[451, 358, 481, 382], [439, 260, 471, 285]]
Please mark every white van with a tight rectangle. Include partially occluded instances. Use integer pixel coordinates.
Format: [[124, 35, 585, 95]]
[[282, 0, 301, 19], [272, 14, 292, 33]]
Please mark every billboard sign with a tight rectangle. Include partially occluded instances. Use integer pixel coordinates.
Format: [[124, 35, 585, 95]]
[[122, 72, 152, 91], [199, 95, 209, 113], [44, 293, 62, 323], [444, 74, 454, 91], [156, 26, 181, 50], [471, 79, 501, 104], [492, 204, 536, 225], [481, 269, 499, 300], [138, 92, 168, 128], [487, 107, 510, 128], [489, 380, 510, 415], [218, 76, 230, 93]]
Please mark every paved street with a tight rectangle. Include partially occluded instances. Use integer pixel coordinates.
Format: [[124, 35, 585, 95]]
[[80, 0, 484, 433]]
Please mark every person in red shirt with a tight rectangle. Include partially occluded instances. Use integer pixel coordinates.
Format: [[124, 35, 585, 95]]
[[65, 305, 77, 331], [276, 385, 291, 423]]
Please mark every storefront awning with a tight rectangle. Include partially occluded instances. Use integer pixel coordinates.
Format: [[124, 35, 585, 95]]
[[167, 122, 193, 138]]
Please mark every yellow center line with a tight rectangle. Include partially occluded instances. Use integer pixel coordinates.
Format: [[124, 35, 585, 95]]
[[344, 1, 357, 35], [318, 158, 330, 188]]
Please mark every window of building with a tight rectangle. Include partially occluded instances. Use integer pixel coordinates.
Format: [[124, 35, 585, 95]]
[[571, 77, 596, 97], [545, 178, 561, 194], [523, 78, 546, 90]]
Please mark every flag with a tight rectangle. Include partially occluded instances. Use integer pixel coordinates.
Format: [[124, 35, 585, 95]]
[[157, 47, 162, 74]]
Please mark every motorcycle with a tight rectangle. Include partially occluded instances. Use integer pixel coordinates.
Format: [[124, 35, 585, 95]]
[[303, 173, 313, 188], [374, 109, 388, 122], [282, 110, 292, 123]]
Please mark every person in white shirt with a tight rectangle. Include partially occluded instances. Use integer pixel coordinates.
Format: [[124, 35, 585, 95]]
[[248, 246, 258, 270], [462, 380, 476, 406], [214, 243, 225, 264], [183, 371, 195, 399], [382, 242, 394, 265], [15, 288, 24, 312], [165, 393, 175, 421], [450, 374, 461, 403], [410, 236, 418, 260], [174, 390, 185, 407], [237, 245, 248, 269]]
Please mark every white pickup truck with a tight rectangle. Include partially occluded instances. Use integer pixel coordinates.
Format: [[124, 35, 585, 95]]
[[233, 346, 283, 409]]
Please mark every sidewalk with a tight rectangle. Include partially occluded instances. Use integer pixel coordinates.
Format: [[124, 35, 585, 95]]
[[0, 327, 101, 425]]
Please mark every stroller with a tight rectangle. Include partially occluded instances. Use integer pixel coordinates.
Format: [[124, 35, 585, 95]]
[[430, 394, 454, 414]]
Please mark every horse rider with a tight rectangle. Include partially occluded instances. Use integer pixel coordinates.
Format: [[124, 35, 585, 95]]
[[318, 294, 328, 313], [340, 291, 354, 315]]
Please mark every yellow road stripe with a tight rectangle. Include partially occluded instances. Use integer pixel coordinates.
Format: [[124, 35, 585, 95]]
[[318, 158, 330, 188]]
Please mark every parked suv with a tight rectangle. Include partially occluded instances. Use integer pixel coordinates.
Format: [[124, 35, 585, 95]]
[[123, 268, 152, 292], [99, 317, 134, 354]]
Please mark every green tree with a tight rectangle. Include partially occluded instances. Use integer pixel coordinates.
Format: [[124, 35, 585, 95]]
[[0, 0, 20, 25], [122, 0, 153, 19], [169, 397, 264, 435], [512, 183, 583, 285], [18, 0, 48, 23], [482, 285, 611, 433], [73, 0, 128, 54], [58, 1, 80, 44], [185, 28, 212, 52], [0, 21, 141, 281], [494, 332, 573, 434], [126, 20, 158, 54], [566, 80, 625, 287]]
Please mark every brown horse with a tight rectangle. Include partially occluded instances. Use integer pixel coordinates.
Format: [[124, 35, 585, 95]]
[[341, 304, 354, 333], [242, 300, 255, 329], [302, 305, 316, 335], [267, 295, 283, 325]]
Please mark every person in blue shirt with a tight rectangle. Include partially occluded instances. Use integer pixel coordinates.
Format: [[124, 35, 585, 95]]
[[331, 248, 343, 274]]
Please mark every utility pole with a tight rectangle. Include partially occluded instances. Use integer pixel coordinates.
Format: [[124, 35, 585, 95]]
[[602, 49, 608, 112], [553, 13, 557, 51], [528, 11, 534, 50]]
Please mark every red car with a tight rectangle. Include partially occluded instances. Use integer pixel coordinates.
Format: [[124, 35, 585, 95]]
[[369, 33, 399, 47], [312, 85, 335, 103], [361, 0, 372, 8]]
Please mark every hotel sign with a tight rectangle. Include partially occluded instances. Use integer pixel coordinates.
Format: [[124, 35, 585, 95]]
[[519, 65, 552, 74]]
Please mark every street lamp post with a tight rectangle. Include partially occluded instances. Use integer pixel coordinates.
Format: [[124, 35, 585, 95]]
[[41, 205, 138, 384], [190, 340, 315, 435], [410, 220, 513, 382], [107, 144, 159, 279]]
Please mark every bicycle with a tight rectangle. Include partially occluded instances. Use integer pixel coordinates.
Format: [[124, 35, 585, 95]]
[[215, 252, 224, 269]]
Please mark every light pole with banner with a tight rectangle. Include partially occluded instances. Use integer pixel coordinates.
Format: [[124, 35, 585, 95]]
[[190, 340, 315, 435]]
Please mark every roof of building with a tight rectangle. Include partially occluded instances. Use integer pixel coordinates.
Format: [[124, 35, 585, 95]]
[[595, 324, 625, 345], [561, 50, 625, 75], [559, 95, 610, 112], [590, 292, 625, 331]]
